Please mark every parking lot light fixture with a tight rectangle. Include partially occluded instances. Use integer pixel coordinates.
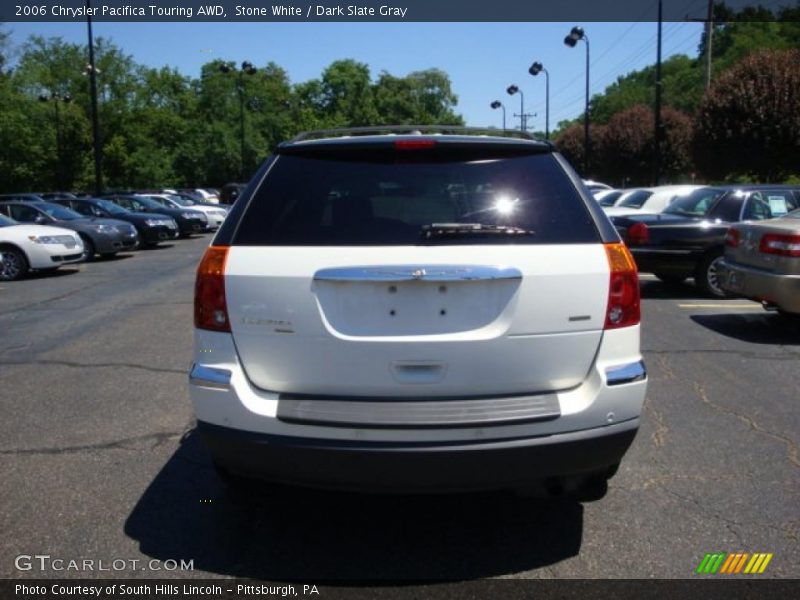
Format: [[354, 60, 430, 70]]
[[219, 60, 259, 181], [506, 85, 526, 132], [39, 92, 73, 190], [490, 100, 506, 131], [528, 62, 550, 140], [565, 25, 590, 173]]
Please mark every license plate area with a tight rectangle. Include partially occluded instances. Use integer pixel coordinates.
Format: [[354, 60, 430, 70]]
[[314, 279, 519, 337]]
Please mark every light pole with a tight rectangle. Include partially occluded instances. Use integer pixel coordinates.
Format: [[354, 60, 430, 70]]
[[565, 25, 590, 173], [85, 0, 102, 194], [38, 92, 72, 190], [528, 62, 549, 140], [506, 84, 526, 132], [490, 100, 506, 131], [220, 60, 258, 181], [654, 0, 664, 186]]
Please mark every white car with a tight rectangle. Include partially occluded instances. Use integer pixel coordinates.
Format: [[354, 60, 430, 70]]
[[194, 188, 220, 204], [0, 214, 84, 281], [189, 129, 647, 498], [137, 194, 227, 229], [604, 185, 701, 217]]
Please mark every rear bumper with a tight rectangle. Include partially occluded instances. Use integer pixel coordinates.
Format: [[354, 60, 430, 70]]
[[198, 419, 639, 492], [93, 231, 139, 254], [141, 225, 179, 244], [190, 326, 647, 492], [718, 260, 800, 313], [177, 220, 207, 235]]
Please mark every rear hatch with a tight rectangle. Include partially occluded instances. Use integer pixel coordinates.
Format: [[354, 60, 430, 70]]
[[223, 138, 611, 397]]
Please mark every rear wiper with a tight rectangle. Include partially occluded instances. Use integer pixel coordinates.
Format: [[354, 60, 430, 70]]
[[420, 223, 536, 239]]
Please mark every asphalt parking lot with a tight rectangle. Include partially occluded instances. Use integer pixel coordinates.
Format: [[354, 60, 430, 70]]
[[0, 236, 798, 581]]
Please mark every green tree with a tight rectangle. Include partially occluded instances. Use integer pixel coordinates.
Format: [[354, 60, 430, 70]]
[[693, 48, 800, 182]]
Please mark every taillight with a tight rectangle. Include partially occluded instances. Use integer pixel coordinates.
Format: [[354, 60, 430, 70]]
[[195, 245, 230, 332], [394, 139, 436, 150], [759, 233, 800, 257], [625, 222, 649, 246], [725, 228, 741, 247], [604, 243, 640, 330]]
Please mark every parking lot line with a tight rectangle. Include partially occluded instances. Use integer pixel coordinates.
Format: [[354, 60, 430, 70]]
[[677, 303, 761, 309]]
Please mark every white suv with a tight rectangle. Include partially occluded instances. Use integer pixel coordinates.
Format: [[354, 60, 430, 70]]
[[189, 127, 647, 497]]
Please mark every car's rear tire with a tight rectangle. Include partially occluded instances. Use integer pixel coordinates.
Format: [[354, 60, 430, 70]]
[[0, 246, 29, 281], [695, 250, 727, 298], [653, 272, 686, 285]]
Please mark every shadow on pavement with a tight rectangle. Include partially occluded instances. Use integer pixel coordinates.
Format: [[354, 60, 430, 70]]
[[125, 430, 584, 581], [139, 244, 176, 251], [690, 313, 800, 345], [639, 279, 705, 300], [91, 253, 135, 263], [26, 267, 81, 280]]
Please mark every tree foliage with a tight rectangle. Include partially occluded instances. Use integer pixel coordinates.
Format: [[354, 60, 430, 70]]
[[692, 48, 800, 182], [0, 36, 464, 192]]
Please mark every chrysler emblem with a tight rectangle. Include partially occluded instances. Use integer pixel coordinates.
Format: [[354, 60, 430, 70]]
[[411, 269, 426, 279]]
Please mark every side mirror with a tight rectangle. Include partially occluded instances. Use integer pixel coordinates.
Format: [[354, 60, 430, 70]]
[[34, 215, 48, 224]]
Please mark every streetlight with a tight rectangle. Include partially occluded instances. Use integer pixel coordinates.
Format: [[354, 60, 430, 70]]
[[565, 25, 590, 173], [528, 61, 550, 141], [38, 92, 72, 190], [506, 84, 526, 132], [490, 100, 506, 131], [85, 0, 102, 194], [220, 60, 258, 181]]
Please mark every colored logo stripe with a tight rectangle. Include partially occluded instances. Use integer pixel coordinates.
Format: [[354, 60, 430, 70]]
[[697, 553, 726, 574], [697, 552, 773, 574]]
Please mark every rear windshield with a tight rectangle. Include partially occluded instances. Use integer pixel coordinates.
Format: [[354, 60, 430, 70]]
[[233, 153, 600, 246], [597, 190, 622, 207], [618, 190, 654, 209], [664, 188, 726, 217]]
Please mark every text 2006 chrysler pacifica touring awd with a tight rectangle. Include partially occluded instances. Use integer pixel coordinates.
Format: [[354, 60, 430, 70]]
[[188, 127, 647, 498]]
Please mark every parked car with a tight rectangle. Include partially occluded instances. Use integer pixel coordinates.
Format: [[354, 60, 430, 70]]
[[718, 205, 800, 316], [594, 189, 623, 207], [220, 183, 246, 205], [179, 188, 220, 204], [0, 193, 47, 202], [582, 179, 612, 193], [604, 185, 701, 217], [102, 194, 208, 237], [51, 197, 179, 247], [603, 189, 652, 213], [0, 213, 84, 280], [0, 201, 138, 260], [190, 127, 647, 498], [611, 185, 800, 297], [39, 192, 78, 201], [138, 194, 227, 229]]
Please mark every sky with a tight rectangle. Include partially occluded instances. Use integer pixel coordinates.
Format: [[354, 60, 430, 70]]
[[5, 17, 706, 131]]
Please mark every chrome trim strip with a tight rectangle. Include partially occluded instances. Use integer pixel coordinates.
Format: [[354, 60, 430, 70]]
[[605, 361, 647, 386], [314, 265, 522, 283], [189, 364, 232, 390], [277, 393, 561, 429]]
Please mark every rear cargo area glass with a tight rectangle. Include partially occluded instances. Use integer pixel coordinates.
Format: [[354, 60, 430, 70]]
[[233, 153, 599, 246]]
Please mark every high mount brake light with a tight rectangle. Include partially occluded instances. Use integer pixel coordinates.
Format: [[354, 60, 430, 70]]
[[394, 139, 437, 150], [604, 243, 640, 330], [759, 233, 800, 257], [195, 245, 230, 332]]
